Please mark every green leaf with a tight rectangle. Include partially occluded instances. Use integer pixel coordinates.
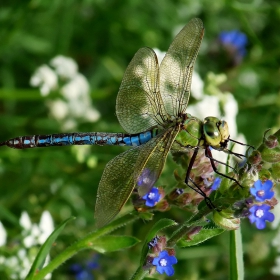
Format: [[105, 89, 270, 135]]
[[25, 216, 75, 280], [213, 210, 240, 230], [177, 227, 225, 247], [138, 212, 154, 221], [0, 204, 19, 225], [230, 228, 244, 280], [140, 218, 177, 265], [130, 267, 149, 280], [91, 235, 140, 253]]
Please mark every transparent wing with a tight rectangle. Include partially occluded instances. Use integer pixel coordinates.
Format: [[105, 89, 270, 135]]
[[94, 127, 179, 228], [116, 47, 168, 134], [160, 18, 204, 117]]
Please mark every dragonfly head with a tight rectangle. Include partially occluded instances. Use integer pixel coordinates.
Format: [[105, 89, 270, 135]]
[[203, 117, 229, 148]]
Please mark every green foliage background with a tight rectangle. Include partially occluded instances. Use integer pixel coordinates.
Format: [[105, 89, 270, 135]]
[[0, 0, 280, 279]]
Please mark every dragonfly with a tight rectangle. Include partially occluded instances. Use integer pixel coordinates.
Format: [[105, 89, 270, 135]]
[[0, 18, 245, 227]]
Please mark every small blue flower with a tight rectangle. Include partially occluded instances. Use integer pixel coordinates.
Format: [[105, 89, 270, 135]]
[[75, 270, 93, 280], [152, 250, 177, 276], [248, 204, 275, 230], [142, 187, 160, 207], [70, 255, 99, 280], [250, 180, 274, 202], [219, 30, 248, 63], [211, 177, 222, 191]]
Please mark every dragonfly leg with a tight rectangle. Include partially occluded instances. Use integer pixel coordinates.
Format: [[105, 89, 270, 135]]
[[224, 148, 247, 159], [184, 147, 216, 209], [206, 153, 238, 174], [228, 138, 255, 151], [205, 146, 243, 188]]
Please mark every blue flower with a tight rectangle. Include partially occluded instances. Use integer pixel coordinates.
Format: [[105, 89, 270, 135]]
[[248, 204, 275, 230], [219, 30, 248, 63], [142, 187, 160, 207], [70, 255, 98, 280], [152, 250, 177, 276], [250, 180, 274, 202], [211, 177, 222, 191], [75, 270, 93, 280]]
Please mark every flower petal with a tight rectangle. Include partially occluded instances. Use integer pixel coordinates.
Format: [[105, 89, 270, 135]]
[[164, 266, 175, 277]]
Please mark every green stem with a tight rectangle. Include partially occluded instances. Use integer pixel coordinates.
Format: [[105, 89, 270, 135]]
[[130, 267, 149, 280], [229, 227, 244, 280]]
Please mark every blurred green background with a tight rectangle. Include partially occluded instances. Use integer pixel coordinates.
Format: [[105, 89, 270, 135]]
[[0, 0, 280, 279]]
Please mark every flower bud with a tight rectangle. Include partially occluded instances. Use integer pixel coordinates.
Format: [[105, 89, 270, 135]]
[[166, 248, 176, 256], [259, 144, 280, 163], [185, 226, 202, 240], [264, 135, 278, 149], [168, 188, 184, 200], [156, 200, 170, 212], [248, 150, 262, 165]]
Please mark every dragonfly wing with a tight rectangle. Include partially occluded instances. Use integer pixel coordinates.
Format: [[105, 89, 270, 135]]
[[116, 47, 168, 134], [160, 18, 204, 117], [95, 127, 179, 228]]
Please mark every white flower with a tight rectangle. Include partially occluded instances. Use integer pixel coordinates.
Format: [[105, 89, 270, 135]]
[[2, 211, 54, 279], [38, 211, 54, 244], [223, 93, 238, 138], [191, 71, 204, 100], [50, 55, 78, 79], [61, 74, 90, 104], [30, 65, 58, 96], [47, 99, 69, 120], [20, 211, 37, 247], [0, 222, 7, 246], [187, 94, 220, 120], [19, 211, 32, 229], [30, 55, 101, 131], [59, 73, 100, 124], [20, 211, 54, 247]]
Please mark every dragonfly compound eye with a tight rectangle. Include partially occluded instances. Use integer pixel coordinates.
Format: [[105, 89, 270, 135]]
[[217, 120, 230, 143], [203, 117, 222, 146]]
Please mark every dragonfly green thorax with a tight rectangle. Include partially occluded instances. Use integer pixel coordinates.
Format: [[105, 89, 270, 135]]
[[175, 114, 230, 150]]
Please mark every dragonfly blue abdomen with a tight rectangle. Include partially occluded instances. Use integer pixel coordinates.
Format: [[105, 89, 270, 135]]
[[1, 129, 159, 149]]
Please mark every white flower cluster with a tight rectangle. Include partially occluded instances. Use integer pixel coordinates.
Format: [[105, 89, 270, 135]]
[[0, 211, 54, 279], [30, 55, 100, 130]]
